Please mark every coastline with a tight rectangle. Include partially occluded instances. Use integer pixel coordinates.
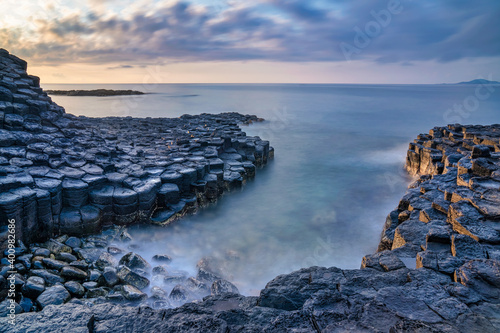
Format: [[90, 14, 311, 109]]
[[1, 50, 499, 332], [45, 89, 146, 97]]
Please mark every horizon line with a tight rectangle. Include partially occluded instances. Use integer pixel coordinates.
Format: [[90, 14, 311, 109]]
[[41, 82, 463, 85]]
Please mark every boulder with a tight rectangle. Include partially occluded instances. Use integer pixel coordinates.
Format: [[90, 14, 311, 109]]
[[36, 285, 70, 309], [30, 269, 64, 285], [22, 276, 45, 298], [121, 285, 147, 301], [45, 239, 72, 254], [152, 254, 172, 263], [116, 266, 150, 289], [64, 281, 85, 297], [61, 266, 88, 280], [169, 284, 189, 302], [75, 247, 102, 263], [41, 258, 67, 270], [103, 267, 119, 287], [96, 252, 118, 270], [55, 252, 78, 263], [119, 252, 151, 270], [211, 279, 240, 295]]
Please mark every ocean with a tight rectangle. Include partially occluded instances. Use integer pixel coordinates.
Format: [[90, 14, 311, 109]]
[[42, 83, 500, 295]]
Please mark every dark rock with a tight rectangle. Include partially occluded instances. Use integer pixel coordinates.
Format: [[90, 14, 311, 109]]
[[4, 113, 24, 129], [33, 248, 51, 257], [41, 258, 67, 270], [18, 296, 34, 313], [103, 267, 119, 287], [86, 287, 108, 298], [82, 281, 99, 290], [116, 266, 150, 289], [471, 145, 491, 158], [107, 246, 124, 255], [0, 85, 13, 102], [152, 265, 168, 275], [90, 185, 114, 205], [61, 266, 88, 280], [46, 89, 145, 97], [151, 286, 168, 299], [89, 270, 103, 283], [119, 252, 151, 270], [392, 219, 430, 250], [451, 234, 487, 259], [454, 259, 500, 302], [55, 252, 78, 263], [113, 187, 138, 205], [80, 205, 102, 234], [158, 183, 180, 206], [211, 279, 240, 295], [36, 285, 70, 309], [45, 239, 72, 255], [69, 260, 89, 270], [64, 281, 85, 297], [163, 270, 188, 284], [22, 276, 45, 298], [30, 269, 65, 285], [152, 254, 172, 263], [374, 286, 443, 323], [259, 266, 345, 311], [96, 252, 118, 270], [75, 247, 102, 263], [169, 284, 189, 302], [62, 178, 88, 208], [59, 207, 82, 235], [0, 300, 22, 317], [121, 285, 147, 301]]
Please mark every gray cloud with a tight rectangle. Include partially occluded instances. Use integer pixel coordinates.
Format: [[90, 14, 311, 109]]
[[3, 0, 499, 65], [107, 65, 137, 69]]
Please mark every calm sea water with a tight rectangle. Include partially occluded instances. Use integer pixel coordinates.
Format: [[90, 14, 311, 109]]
[[43, 83, 500, 295]]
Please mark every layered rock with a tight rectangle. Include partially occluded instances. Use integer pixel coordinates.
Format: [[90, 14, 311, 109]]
[[3, 128, 499, 333], [379, 124, 500, 262], [0, 49, 273, 252]]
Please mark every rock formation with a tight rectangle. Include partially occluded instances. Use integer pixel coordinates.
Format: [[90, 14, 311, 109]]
[[1, 50, 499, 332], [0, 48, 273, 250]]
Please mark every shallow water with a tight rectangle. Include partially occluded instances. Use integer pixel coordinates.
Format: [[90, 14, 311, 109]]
[[44, 83, 500, 295]]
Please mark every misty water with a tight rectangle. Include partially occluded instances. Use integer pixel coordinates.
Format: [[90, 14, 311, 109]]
[[44, 83, 500, 296]]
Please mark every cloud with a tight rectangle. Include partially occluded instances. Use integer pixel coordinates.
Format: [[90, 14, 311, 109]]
[[107, 65, 136, 69], [2, 0, 499, 66]]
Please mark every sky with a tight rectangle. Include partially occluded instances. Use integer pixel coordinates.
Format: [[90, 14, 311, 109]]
[[1, 0, 499, 84]]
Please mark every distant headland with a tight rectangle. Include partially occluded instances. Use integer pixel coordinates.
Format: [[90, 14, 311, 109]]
[[45, 89, 146, 97], [455, 79, 500, 85]]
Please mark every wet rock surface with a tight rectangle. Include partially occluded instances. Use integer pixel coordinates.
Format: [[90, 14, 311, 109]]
[[1, 51, 499, 331], [0, 48, 272, 249]]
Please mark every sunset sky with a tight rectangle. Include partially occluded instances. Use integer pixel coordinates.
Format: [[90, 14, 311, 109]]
[[1, 0, 499, 84]]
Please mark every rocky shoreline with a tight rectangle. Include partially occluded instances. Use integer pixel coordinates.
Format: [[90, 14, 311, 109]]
[[1, 50, 500, 332], [45, 89, 145, 97]]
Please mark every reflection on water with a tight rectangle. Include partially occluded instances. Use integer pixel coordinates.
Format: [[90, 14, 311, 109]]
[[44, 83, 500, 295]]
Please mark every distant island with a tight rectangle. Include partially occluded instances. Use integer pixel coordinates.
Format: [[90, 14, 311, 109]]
[[45, 89, 146, 96], [455, 79, 500, 85]]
